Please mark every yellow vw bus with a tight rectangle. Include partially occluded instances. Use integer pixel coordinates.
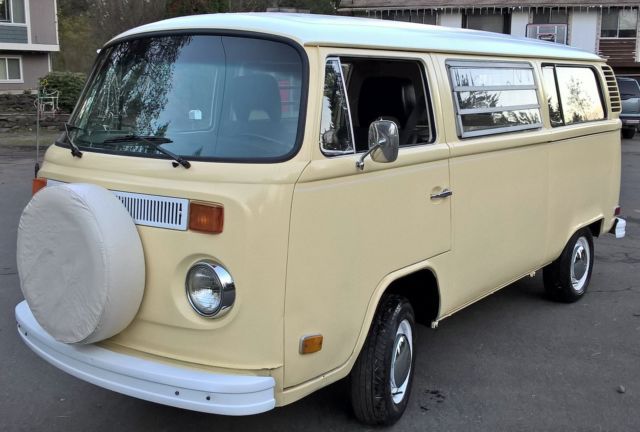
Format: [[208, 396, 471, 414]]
[[15, 13, 626, 425]]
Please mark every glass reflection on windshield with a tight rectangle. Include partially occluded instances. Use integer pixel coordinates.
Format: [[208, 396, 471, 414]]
[[70, 35, 304, 161]]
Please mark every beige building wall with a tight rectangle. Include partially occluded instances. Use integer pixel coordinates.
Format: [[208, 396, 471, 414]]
[[439, 12, 462, 28], [510, 11, 529, 38]]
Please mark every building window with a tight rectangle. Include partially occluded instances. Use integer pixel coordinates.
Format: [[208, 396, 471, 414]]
[[601, 8, 638, 38], [0, 0, 9, 22], [463, 9, 511, 34], [0, 0, 25, 23], [0, 56, 22, 82], [448, 61, 542, 138]]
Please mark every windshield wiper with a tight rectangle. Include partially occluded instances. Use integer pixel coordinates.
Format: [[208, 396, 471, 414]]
[[102, 134, 191, 169], [59, 123, 83, 158]]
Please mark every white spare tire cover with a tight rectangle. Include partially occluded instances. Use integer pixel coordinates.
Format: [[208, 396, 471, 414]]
[[17, 183, 145, 344]]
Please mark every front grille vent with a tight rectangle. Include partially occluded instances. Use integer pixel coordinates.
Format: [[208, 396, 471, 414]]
[[114, 191, 189, 231], [602, 65, 621, 113], [46, 180, 189, 231]]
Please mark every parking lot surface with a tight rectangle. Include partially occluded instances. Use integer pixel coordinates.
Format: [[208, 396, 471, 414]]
[[1, 138, 638, 431]]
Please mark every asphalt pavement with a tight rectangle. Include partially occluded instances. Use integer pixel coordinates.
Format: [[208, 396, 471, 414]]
[[1, 139, 638, 432]]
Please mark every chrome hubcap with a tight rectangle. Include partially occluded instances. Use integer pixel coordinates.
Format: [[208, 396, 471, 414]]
[[390, 319, 413, 404], [570, 236, 590, 292]]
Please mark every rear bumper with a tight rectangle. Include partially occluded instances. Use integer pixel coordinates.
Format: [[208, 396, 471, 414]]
[[15, 301, 276, 416], [609, 217, 626, 239]]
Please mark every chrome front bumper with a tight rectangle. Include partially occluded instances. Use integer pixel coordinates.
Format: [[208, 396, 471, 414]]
[[15, 301, 275, 416]]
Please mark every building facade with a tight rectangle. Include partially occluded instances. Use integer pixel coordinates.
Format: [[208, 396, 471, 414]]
[[339, 1, 640, 77], [0, 0, 59, 92]]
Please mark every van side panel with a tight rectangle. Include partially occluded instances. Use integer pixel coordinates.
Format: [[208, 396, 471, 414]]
[[442, 141, 549, 314], [284, 147, 451, 388], [545, 125, 621, 259]]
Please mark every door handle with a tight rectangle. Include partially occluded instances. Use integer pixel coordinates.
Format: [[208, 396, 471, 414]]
[[430, 188, 453, 200]]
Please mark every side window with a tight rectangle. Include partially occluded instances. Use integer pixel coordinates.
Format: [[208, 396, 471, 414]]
[[321, 56, 435, 156], [320, 58, 355, 155], [556, 67, 605, 124], [542, 65, 605, 127], [345, 58, 434, 151], [542, 66, 563, 127], [448, 61, 542, 138]]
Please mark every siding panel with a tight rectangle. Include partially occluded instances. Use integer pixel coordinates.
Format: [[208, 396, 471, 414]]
[[0, 25, 28, 44]]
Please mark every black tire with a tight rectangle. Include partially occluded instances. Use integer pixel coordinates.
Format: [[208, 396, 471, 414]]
[[622, 128, 636, 139], [543, 228, 594, 303], [350, 295, 416, 425]]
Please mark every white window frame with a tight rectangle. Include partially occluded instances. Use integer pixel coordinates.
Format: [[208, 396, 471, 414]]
[[0, 55, 24, 83]]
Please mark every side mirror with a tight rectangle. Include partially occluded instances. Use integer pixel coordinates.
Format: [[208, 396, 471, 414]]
[[356, 120, 399, 170]]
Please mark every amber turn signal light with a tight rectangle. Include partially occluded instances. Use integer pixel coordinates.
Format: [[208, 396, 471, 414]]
[[300, 334, 323, 354], [32, 178, 47, 195], [189, 202, 224, 234]]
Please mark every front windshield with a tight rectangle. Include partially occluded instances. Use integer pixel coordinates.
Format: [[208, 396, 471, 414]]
[[67, 34, 305, 162]]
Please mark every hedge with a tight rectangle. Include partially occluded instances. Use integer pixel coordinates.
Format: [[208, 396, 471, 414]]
[[39, 72, 87, 113]]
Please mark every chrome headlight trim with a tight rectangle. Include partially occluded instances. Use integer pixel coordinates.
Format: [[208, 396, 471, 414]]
[[185, 261, 235, 318]]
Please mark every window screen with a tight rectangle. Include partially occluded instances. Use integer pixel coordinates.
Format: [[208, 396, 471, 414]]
[[0, 0, 8, 21], [11, 0, 24, 23], [448, 61, 542, 138]]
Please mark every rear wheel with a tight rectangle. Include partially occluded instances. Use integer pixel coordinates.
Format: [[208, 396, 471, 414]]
[[543, 228, 594, 303], [350, 295, 416, 425]]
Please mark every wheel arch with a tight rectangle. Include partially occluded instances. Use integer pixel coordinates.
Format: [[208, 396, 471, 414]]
[[350, 263, 441, 365], [381, 268, 440, 326], [279, 262, 442, 406]]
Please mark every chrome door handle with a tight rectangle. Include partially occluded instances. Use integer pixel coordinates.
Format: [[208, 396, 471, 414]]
[[430, 188, 453, 200]]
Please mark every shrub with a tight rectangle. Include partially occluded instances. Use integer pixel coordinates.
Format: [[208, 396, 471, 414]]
[[39, 71, 87, 113]]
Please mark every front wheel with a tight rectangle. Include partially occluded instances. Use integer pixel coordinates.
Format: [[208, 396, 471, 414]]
[[350, 295, 416, 425], [543, 228, 594, 303]]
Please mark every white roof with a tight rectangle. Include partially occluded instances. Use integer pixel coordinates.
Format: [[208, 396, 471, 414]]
[[112, 13, 602, 62]]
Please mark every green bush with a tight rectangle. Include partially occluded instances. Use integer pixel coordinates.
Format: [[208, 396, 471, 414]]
[[39, 71, 87, 113]]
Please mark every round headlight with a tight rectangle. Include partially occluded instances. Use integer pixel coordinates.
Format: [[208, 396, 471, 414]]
[[186, 261, 235, 318]]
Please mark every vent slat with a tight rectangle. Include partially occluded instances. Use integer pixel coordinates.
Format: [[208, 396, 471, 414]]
[[602, 65, 621, 114], [114, 191, 189, 231]]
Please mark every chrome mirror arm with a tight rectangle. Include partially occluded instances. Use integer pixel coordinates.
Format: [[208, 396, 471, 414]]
[[355, 145, 379, 171]]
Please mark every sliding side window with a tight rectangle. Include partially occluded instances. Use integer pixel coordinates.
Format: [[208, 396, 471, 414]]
[[448, 61, 542, 138], [542, 65, 605, 127], [320, 58, 355, 155]]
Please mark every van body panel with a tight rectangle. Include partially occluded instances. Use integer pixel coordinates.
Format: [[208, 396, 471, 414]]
[[38, 146, 308, 371], [545, 129, 621, 258], [284, 144, 451, 387], [442, 143, 549, 314]]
